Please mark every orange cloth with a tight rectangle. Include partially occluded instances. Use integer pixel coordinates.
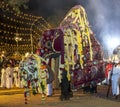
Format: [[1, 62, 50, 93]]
[[40, 65, 46, 70], [105, 63, 112, 78]]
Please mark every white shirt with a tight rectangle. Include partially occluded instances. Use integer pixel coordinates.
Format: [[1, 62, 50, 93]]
[[112, 66, 120, 74]]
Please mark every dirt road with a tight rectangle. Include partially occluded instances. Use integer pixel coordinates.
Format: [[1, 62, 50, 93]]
[[0, 86, 120, 107]]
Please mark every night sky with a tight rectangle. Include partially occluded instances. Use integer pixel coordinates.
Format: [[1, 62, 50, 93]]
[[28, 0, 120, 54]]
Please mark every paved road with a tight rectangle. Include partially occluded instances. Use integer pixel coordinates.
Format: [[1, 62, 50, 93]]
[[0, 85, 120, 107]]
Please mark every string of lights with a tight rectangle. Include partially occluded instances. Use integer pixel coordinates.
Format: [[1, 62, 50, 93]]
[[0, 1, 52, 55], [0, 1, 51, 27]]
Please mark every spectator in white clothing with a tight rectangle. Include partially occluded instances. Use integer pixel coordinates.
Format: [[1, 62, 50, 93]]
[[111, 62, 120, 99], [0, 65, 6, 88], [6, 63, 14, 89]]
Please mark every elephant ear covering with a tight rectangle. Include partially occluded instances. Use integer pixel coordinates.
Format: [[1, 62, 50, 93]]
[[59, 5, 104, 86]]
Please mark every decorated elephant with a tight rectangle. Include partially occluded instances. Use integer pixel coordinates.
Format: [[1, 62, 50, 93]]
[[37, 5, 105, 100]]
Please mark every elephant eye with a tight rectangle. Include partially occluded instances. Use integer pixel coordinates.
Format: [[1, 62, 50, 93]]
[[45, 40, 52, 49]]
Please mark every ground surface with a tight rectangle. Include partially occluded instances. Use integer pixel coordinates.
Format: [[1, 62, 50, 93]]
[[0, 85, 120, 107]]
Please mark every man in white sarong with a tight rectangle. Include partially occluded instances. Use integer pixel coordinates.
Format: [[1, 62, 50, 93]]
[[13, 64, 19, 87], [16, 64, 23, 88], [6, 64, 14, 89], [0, 65, 6, 88], [111, 62, 120, 99]]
